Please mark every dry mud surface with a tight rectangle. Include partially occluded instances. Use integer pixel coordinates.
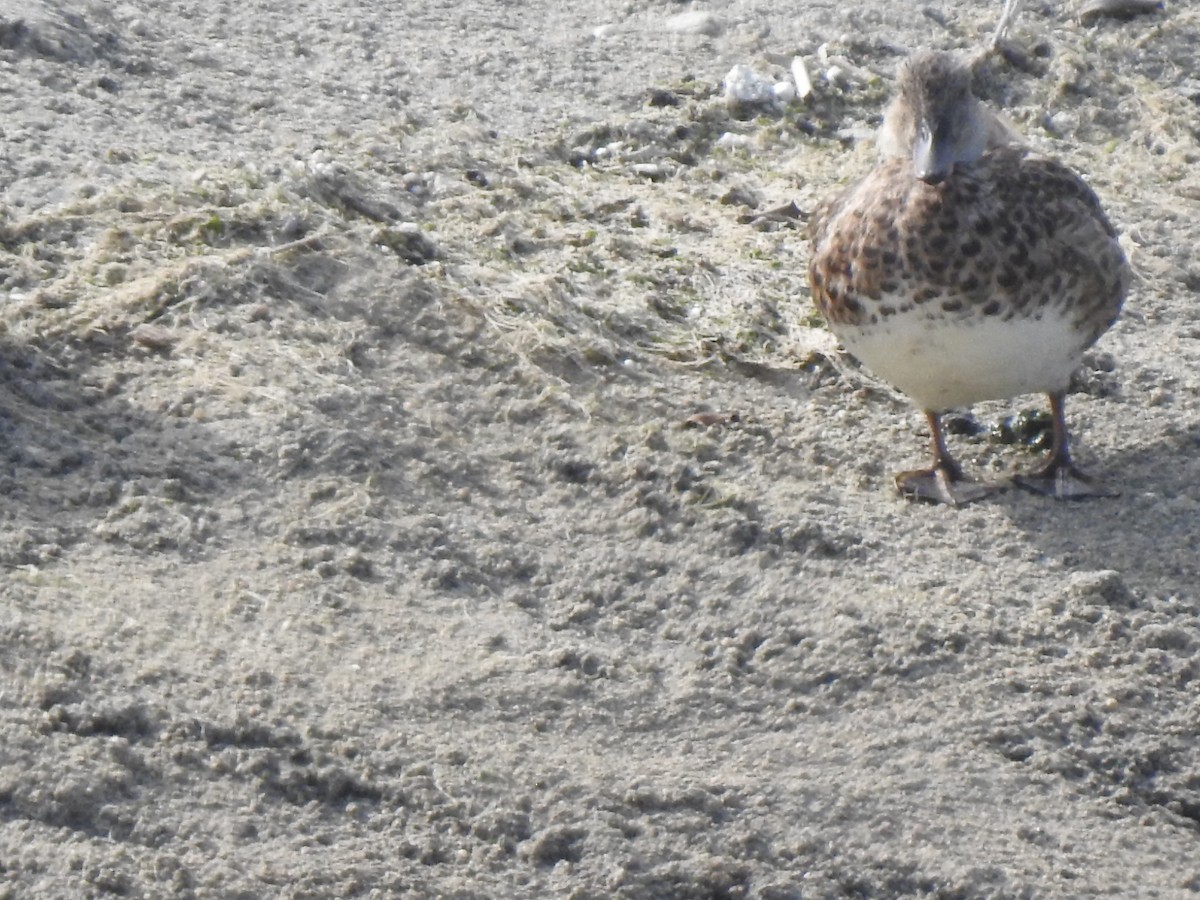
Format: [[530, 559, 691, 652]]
[[2, 1, 1200, 898]]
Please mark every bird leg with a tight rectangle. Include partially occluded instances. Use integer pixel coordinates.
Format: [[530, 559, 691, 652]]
[[1014, 391, 1118, 499], [895, 410, 994, 506]]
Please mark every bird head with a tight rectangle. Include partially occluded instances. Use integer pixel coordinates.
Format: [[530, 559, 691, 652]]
[[878, 51, 1000, 185]]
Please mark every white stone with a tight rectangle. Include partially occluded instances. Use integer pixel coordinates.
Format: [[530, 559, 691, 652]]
[[723, 64, 774, 109], [664, 11, 723, 36], [630, 163, 665, 179], [715, 132, 753, 151]]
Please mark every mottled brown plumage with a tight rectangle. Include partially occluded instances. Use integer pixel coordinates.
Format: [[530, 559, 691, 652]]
[[808, 50, 1128, 504]]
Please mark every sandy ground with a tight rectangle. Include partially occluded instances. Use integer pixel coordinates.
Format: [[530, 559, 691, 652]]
[[2, 0, 1200, 897]]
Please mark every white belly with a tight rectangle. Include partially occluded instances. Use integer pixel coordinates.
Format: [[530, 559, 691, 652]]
[[840, 313, 1085, 411]]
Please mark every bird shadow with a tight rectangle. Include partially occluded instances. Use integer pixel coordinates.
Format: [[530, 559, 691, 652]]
[[994, 432, 1200, 597]]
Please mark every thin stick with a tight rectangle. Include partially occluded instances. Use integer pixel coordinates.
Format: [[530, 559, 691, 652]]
[[991, 0, 1024, 48]]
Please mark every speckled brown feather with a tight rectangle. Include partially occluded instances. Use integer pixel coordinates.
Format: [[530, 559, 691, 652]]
[[809, 146, 1126, 347]]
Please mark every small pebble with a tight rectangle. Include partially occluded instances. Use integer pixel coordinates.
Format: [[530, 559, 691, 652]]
[[715, 132, 753, 151], [630, 163, 666, 181], [682, 411, 740, 429], [1079, 0, 1162, 23], [664, 11, 724, 37], [131, 324, 176, 352]]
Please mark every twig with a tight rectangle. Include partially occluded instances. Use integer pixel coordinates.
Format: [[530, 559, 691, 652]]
[[990, 0, 1025, 48]]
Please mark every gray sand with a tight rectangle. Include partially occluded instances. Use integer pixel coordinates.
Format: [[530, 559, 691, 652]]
[[2, 1, 1199, 897]]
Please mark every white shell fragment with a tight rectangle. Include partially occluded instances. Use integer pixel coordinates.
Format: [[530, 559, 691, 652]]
[[791, 56, 813, 100], [724, 64, 775, 112], [815, 44, 874, 88]]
